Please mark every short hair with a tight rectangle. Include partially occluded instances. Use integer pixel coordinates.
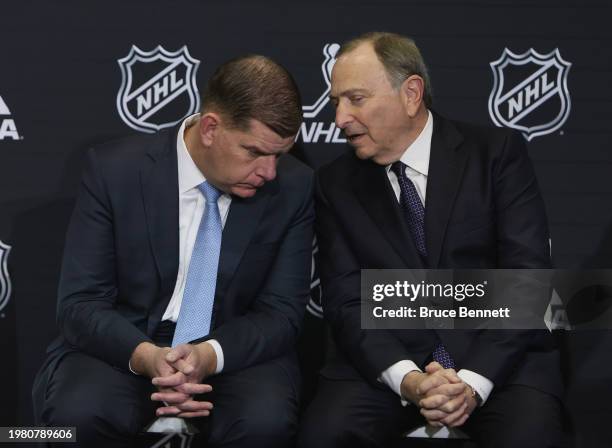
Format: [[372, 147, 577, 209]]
[[201, 55, 302, 138], [338, 32, 433, 109]]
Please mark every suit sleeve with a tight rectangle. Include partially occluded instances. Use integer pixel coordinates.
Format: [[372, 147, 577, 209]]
[[207, 174, 315, 373], [458, 130, 553, 386], [57, 148, 152, 369], [315, 171, 413, 386]]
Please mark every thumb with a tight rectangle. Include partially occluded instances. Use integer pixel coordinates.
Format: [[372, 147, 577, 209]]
[[425, 361, 443, 373], [166, 344, 190, 363]]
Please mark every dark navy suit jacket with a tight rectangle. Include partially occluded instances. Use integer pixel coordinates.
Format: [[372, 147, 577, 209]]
[[316, 113, 562, 398], [33, 127, 314, 421]]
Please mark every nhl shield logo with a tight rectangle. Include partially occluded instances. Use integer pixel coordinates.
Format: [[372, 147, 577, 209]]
[[117, 45, 201, 134], [488, 48, 571, 141], [0, 240, 12, 314]]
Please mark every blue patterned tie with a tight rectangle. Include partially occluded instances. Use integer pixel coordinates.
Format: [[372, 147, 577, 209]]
[[391, 161, 454, 369], [391, 161, 426, 257], [172, 181, 223, 347], [432, 342, 456, 369]]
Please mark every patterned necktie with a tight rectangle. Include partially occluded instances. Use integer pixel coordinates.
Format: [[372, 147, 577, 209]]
[[172, 181, 223, 347], [390, 161, 427, 257], [432, 342, 456, 369], [391, 161, 454, 369]]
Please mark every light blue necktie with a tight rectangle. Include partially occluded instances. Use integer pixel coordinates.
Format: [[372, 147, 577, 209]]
[[172, 181, 223, 347]]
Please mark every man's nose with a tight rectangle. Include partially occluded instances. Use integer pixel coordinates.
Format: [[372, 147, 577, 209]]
[[257, 155, 277, 182], [335, 102, 352, 130]]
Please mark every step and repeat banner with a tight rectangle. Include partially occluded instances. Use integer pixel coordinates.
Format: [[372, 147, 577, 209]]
[[1, 1, 611, 445]]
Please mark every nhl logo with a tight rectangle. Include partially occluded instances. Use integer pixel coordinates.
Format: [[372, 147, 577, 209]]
[[117, 45, 201, 134], [297, 43, 346, 144], [302, 43, 339, 118], [0, 240, 12, 314], [488, 48, 571, 141]]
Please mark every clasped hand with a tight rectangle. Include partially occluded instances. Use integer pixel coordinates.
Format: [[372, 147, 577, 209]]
[[148, 343, 215, 418], [401, 362, 477, 428]]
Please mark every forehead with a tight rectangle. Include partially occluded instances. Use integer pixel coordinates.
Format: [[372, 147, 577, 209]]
[[228, 119, 294, 154], [331, 43, 391, 95]]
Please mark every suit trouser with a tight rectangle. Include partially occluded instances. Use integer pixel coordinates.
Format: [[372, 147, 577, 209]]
[[39, 350, 300, 448], [297, 376, 566, 448]]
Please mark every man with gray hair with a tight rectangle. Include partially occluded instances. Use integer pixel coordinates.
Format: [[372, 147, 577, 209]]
[[298, 32, 563, 448]]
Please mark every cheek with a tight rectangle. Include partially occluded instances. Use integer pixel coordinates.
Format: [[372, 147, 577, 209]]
[[363, 104, 389, 133], [373, 109, 404, 141], [363, 113, 388, 141], [235, 163, 259, 183], [224, 154, 255, 181]]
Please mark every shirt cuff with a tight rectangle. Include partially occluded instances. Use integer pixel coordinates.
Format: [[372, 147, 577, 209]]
[[206, 339, 224, 374], [457, 369, 494, 406], [129, 340, 224, 376], [379, 360, 422, 406]]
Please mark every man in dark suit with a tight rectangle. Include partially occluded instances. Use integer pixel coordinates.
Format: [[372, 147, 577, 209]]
[[297, 32, 564, 448], [33, 55, 314, 447]]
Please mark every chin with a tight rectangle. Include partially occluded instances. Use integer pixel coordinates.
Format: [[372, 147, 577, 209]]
[[355, 146, 384, 164], [232, 187, 258, 198], [354, 146, 374, 160], [371, 154, 392, 166]]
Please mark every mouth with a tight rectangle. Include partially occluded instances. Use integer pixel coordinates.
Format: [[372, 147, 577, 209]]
[[346, 132, 366, 144], [237, 183, 262, 190]]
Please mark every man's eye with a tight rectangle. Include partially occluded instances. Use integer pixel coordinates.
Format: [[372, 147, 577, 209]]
[[350, 96, 364, 104]]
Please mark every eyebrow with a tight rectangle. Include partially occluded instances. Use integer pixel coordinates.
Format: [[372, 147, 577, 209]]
[[241, 144, 286, 157], [329, 88, 369, 101]]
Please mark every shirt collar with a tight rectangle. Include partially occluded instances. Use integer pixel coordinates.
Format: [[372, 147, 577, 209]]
[[386, 109, 433, 176], [177, 113, 206, 194]]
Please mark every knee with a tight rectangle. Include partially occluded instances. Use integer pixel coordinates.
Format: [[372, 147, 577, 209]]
[[43, 401, 101, 443], [238, 399, 297, 444], [489, 431, 562, 448], [297, 407, 360, 448], [498, 420, 563, 448], [474, 405, 563, 448], [213, 397, 298, 448], [42, 384, 133, 442]]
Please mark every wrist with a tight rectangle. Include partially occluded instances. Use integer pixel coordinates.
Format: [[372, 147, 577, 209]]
[[466, 384, 482, 407], [197, 342, 218, 378], [129, 341, 158, 377], [400, 370, 423, 404]]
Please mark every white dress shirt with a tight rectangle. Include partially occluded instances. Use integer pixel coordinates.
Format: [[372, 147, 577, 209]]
[[378, 110, 494, 406], [159, 113, 228, 374], [129, 114, 226, 375]]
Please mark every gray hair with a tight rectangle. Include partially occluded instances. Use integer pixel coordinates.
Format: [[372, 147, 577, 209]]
[[338, 32, 433, 108]]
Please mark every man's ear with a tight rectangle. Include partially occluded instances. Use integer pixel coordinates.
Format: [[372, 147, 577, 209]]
[[199, 113, 222, 146], [400, 75, 425, 118]]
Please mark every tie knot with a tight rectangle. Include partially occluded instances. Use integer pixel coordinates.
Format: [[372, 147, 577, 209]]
[[391, 161, 406, 179], [198, 181, 222, 203]]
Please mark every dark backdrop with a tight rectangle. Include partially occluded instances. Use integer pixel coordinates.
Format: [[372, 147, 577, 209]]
[[1, 1, 611, 446]]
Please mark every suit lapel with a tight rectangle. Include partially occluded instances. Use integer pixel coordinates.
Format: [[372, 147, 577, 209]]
[[352, 160, 423, 267], [141, 130, 180, 333], [139, 125, 275, 332], [214, 181, 275, 301], [425, 114, 467, 268]]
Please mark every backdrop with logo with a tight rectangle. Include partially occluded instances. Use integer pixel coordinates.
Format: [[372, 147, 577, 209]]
[[1, 1, 611, 445]]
